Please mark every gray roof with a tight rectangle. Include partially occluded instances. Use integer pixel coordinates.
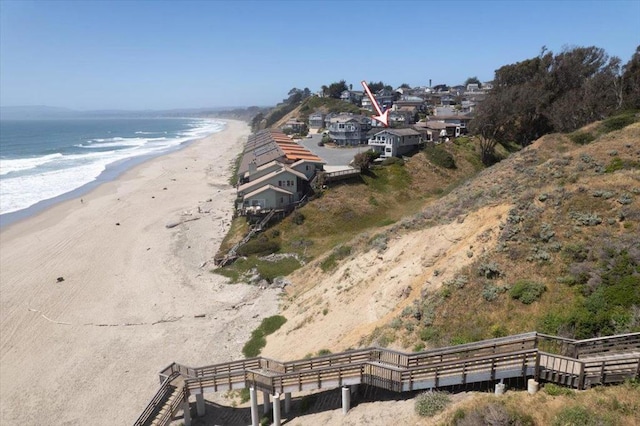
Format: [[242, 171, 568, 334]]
[[375, 128, 421, 137]]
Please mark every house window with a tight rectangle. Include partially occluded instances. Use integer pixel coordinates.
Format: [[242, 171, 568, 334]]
[[278, 180, 282, 186]]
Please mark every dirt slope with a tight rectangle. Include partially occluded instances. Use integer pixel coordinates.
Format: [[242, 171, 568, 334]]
[[263, 204, 510, 358]]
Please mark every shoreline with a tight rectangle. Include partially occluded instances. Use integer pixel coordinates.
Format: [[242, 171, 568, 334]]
[[0, 118, 226, 229], [0, 119, 282, 425]]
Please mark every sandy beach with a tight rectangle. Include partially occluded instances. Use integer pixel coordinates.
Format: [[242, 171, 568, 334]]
[[0, 119, 281, 425]]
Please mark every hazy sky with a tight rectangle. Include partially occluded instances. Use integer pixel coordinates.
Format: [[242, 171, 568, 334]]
[[1, 0, 638, 111]]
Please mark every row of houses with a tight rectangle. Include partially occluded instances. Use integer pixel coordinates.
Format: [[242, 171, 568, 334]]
[[236, 129, 325, 215], [307, 110, 471, 148], [338, 84, 489, 113]]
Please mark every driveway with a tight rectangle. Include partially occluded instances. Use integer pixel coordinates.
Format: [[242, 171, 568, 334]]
[[296, 133, 370, 167]]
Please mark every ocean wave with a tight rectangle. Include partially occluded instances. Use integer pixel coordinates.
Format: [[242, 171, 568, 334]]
[[0, 161, 108, 215], [135, 131, 164, 135], [77, 137, 167, 149], [0, 118, 226, 215], [0, 153, 64, 176]]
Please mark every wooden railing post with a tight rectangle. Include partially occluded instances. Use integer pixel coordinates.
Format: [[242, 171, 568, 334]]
[[578, 362, 586, 389], [490, 357, 496, 381], [139, 332, 640, 425]]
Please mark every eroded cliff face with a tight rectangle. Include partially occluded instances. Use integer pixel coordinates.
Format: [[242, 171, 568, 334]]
[[262, 203, 511, 359], [263, 122, 640, 360]]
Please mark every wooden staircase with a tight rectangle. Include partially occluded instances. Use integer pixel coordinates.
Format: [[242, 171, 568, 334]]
[[217, 209, 276, 266], [135, 332, 640, 425]]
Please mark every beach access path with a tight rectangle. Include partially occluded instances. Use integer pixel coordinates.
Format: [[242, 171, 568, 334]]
[[0, 119, 281, 425]]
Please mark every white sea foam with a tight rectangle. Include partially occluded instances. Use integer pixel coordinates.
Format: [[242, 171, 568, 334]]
[[77, 137, 165, 149], [0, 119, 225, 215], [0, 153, 64, 176]]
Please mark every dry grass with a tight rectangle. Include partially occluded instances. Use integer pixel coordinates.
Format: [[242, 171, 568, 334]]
[[261, 119, 640, 358], [438, 381, 640, 426]]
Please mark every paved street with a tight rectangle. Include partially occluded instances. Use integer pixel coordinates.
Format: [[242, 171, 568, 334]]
[[297, 132, 370, 166]]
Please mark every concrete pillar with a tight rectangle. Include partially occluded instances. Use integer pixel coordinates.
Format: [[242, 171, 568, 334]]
[[250, 387, 259, 426], [341, 386, 351, 414], [284, 392, 292, 414], [263, 390, 271, 414], [527, 379, 539, 395], [183, 397, 192, 426], [196, 393, 205, 416], [494, 383, 506, 395], [272, 393, 281, 426]]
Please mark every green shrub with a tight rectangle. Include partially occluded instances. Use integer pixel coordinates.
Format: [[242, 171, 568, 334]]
[[292, 211, 305, 225], [414, 391, 450, 417], [478, 262, 503, 279], [569, 131, 595, 145], [552, 406, 607, 426], [239, 388, 250, 403], [509, 280, 546, 304], [242, 315, 287, 357], [260, 414, 272, 426], [600, 113, 637, 133], [491, 324, 508, 338], [544, 383, 574, 396], [236, 237, 280, 256], [381, 156, 404, 166], [242, 333, 266, 358], [419, 327, 439, 342], [320, 245, 352, 272], [482, 284, 499, 301], [425, 146, 456, 169], [254, 257, 301, 282], [455, 403, 534, 426], [605, 157, 624, 173]]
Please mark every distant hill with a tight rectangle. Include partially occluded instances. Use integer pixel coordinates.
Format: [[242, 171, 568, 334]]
[[0, 105, 78, 119], [0, 105, 261, 120]]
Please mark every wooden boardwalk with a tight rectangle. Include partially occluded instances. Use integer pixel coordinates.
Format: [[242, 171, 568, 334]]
[[133, 332, 640, 426]]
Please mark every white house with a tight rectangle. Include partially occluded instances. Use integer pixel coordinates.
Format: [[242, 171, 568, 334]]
[[237, 164, 309, 212], [368, 128, 422, 158]]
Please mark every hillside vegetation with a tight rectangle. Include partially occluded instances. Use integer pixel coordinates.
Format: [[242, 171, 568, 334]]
[[255, 114, 639, 359], [252, 93, 367, 131]]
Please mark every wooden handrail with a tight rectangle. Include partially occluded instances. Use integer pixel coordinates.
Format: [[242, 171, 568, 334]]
[[134, 371, 181, 426], [136, 332, 640, 425]]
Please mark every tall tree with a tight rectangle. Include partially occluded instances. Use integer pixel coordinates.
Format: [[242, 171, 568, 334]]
[[469, 95, 507, 165], [622, 45, 640, 109], [286, 88, 303, 104], [367, 81, 385, 92], [328, 80, 348, 99], [464, 76, 481, 88], [473, 45, 626, 150]]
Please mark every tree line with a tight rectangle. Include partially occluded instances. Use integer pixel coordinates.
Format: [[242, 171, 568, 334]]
[[471, 45, 640, 165]]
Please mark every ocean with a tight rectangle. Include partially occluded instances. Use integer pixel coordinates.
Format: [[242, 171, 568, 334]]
[[0, 117, 225, 225]]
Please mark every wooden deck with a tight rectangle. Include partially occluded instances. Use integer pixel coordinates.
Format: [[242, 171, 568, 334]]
[[134, 332, 640, 426]]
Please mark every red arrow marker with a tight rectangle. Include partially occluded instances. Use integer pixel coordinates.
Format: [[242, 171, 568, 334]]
[[361, 80, 389, 127]]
